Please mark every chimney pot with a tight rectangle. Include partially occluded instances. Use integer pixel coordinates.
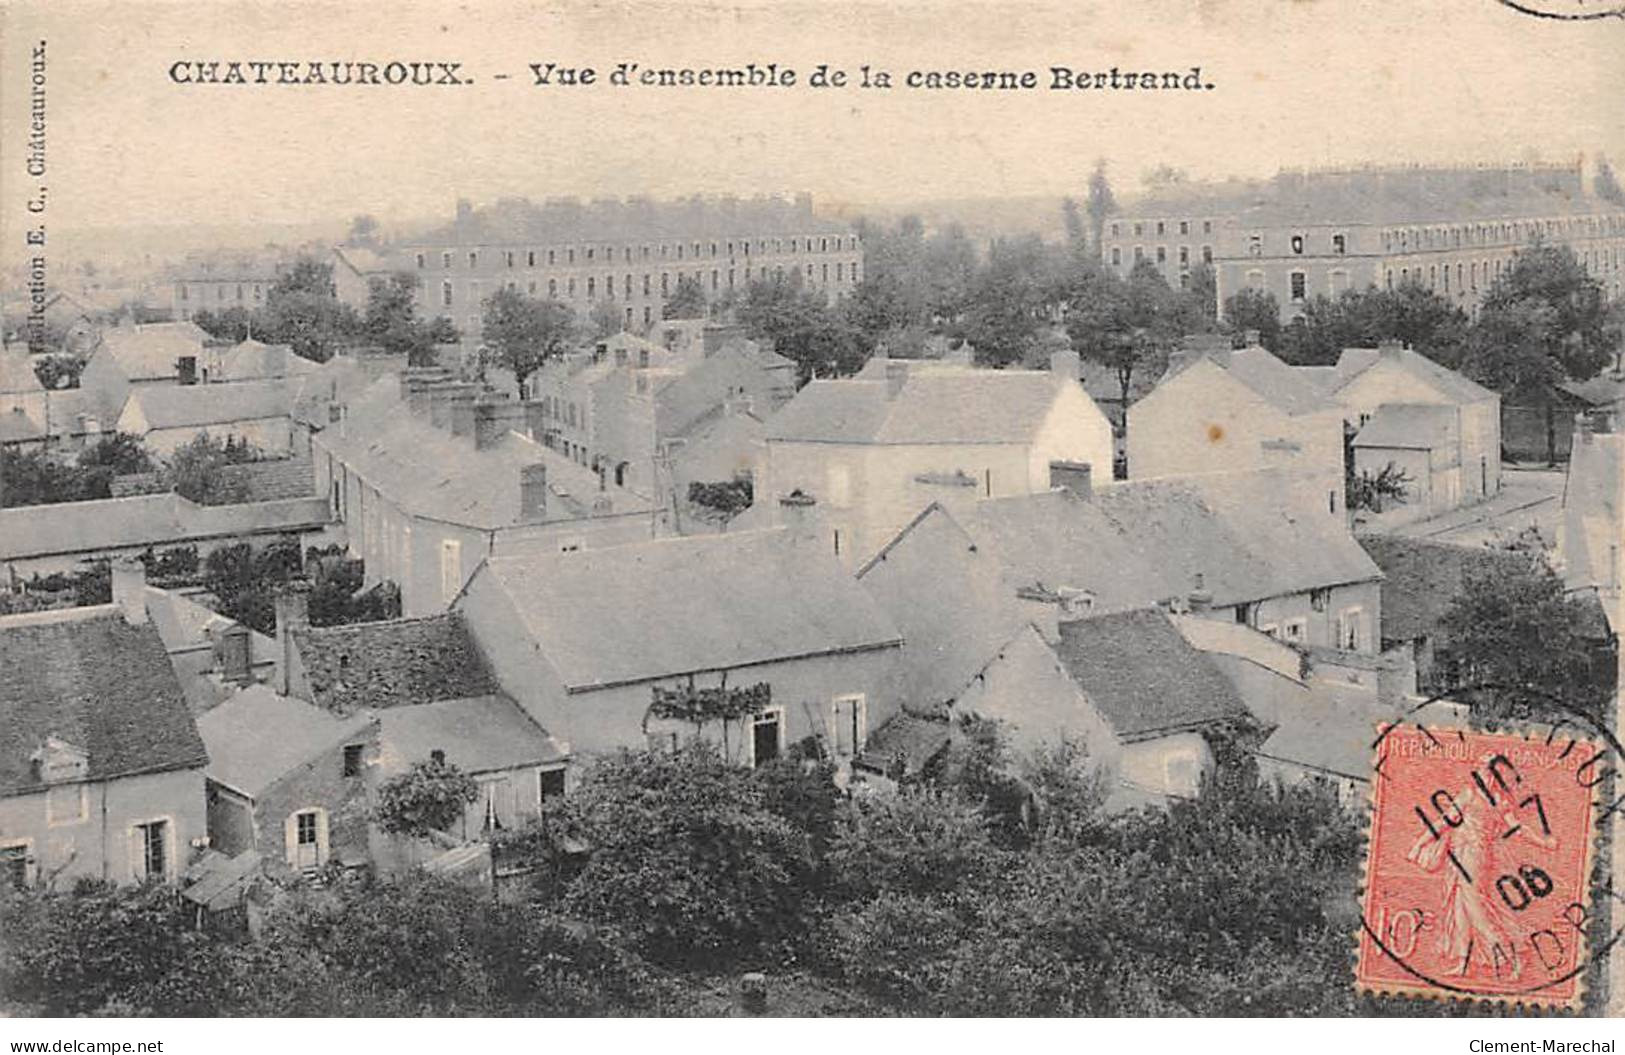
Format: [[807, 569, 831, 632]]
[[111, 558, 148, 625], [1048, 460, 1093, 500]]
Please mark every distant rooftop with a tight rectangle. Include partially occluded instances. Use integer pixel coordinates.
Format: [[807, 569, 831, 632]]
[[407, 194, 853, 248]]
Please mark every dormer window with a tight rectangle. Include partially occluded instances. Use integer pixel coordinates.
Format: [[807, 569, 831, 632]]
[[32, 736, 89, 784]]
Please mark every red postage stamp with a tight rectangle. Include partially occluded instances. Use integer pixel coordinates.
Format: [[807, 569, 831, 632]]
[[1357, 725, 1601, 1008]]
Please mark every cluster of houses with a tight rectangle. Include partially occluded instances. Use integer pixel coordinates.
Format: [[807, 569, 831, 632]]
[[2, 306, 1617, 919]]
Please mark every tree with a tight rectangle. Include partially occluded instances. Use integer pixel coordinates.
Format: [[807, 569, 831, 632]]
[[958, 236, 1068, 367], [732, 274, 865, 381], [347, 214, 381, 246], [31, 354, 83, 391], [1222, 288, 1283, 351], [1438, 554, 1605, 722], [555, 743, 813, 966], [662, 275, 708, 320], [480, 287, 577, 393], [1068, 260, 1180, 436], [363, 272, 456, 365], [77, 432, 154, 477], [0, 447, 115, 508], [373, 756, 480, 839], [1347, 462, 1412, 513], [1595, 155, 1624, 205], [1085, 159, 1117, 253], [191, 306, 255, 344], [1060, 197, 1088, 252], [1471, 242, 1616, 387], [828, 786, 999, 900], [586, 298, 624, 340], [259, 257, 358, 362], [165, 432, 258, 505], [200, 537, 303, 632]]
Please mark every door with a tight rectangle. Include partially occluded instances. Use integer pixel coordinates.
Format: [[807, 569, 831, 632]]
[[293, 811, 321, 870], [832, 695, 867, 758]]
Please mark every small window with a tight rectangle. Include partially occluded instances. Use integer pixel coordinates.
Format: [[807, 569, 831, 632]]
[[135, 819, 168, 880], [1283, 620, 1307, 643], [1, 844, 29, 890], [1332, 233, 1346, 255], [1289, 272, 1307, 302], [343, 744, 364, 778], [1290, 234, 1304, 255], [751, 710, 783, 768], [1310, 588, 1331, 612]]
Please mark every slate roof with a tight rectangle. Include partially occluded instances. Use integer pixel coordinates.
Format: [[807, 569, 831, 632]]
[[0, 408, 46, 444], [766, 368, 1068, 445], [97, 323, 209, 381], [1357, 535, 1530, 645], [855, 713, 950, 778], [0, 349, 43, 395], [408, 195, 850, 248], [376, 694, 565, 779], [474, 529, 901, 691], [1091, 471, 1382, 607], [196, 685, 373, 798], [124, 379, 293, 431], [957, 490, 1179, 612], [1560, 373, 1625, 407], [292, 613, 499, 715], [217, 340, 318, 383], [319, 379, 652, 529], [1256, 694, 1394, 783], [1168, 346, 1330, 417], [1053, 609, 1248, 741], [0, 493, 330, 562], [1328, 346, 1496, 405], [1352, 403, 1457, 450], [44, 389, 105, 438], [0, 607, 208, 795], [214, 458, 317, 503]]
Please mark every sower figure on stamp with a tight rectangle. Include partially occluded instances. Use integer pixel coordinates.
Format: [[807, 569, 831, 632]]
[[1405, 758, 1560, 980]]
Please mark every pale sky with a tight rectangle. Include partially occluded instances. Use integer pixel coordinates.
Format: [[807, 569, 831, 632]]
[[2, 0, 1622, 252]]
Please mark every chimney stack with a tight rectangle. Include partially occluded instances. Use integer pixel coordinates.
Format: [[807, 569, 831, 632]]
[[519, 463, 548, 521], [273, 581, 312, 697], [1048, 460, 1093, 500], [111, 558, 148, 625], [1377, 339, 1404, 357], [428, 381, 479, 431], [473, 400, 526, 450], [213, 622, 253, 685], [1188, 571, 1213, 612], [884, 360, 909, 399], [523, 400, 547, 441], [1049, 348, 1081, 382], [778, 490, 820, 546]]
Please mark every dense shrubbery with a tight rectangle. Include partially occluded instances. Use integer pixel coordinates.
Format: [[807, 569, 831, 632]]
[[0, 727, 1385, 1017]]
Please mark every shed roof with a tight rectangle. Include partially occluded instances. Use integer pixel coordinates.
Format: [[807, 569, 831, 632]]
[[376, 694, 566, 778], [196, 685, 373, 798]]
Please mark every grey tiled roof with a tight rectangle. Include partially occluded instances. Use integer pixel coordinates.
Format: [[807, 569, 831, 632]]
[[292, 614, 499, 716], [1054, 609, 1248, 741], [0, 608, 207, 795]]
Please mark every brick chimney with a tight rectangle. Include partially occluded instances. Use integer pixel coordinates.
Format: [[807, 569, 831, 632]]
[[1188, 571, 1213, 612], [213, 622, 253, 685], [523, 400, 547, 441], [519, 463, 548, 521], [473, 400, 526, 450], [111, 557, 147, 626], [778, 490, 820, 546], [273, 581, 311, 697], [1048, 460, 1092, 499]]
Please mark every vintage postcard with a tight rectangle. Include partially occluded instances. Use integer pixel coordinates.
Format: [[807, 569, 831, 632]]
[[0, 0, 1622, 1035]]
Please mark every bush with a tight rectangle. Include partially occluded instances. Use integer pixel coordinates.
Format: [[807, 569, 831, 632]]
[[373, 757, 479, 838]]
